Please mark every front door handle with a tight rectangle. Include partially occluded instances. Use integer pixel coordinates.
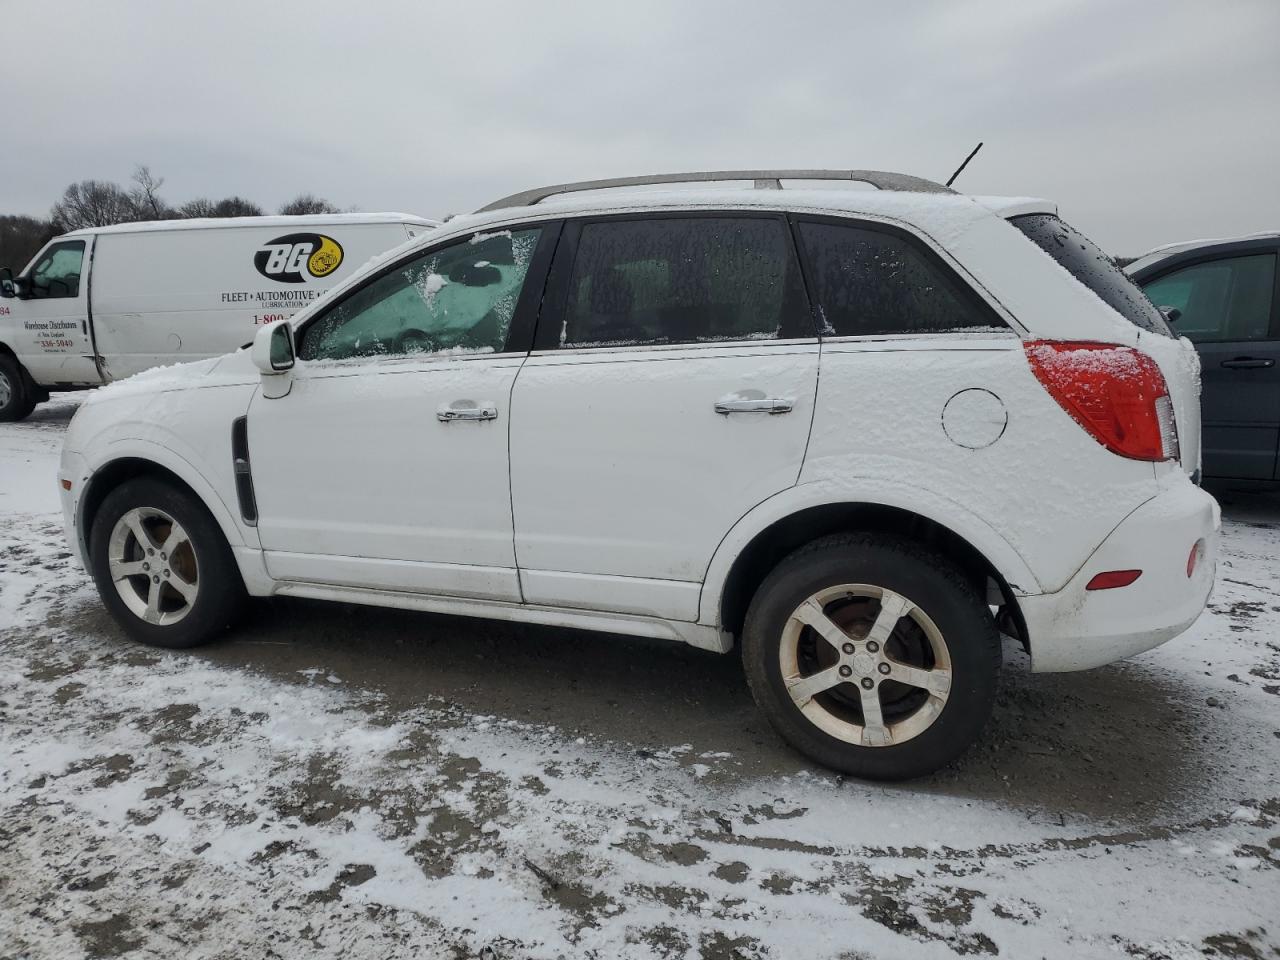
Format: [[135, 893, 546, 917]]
[[437, 400, 498, 422], [1220, 357, 1276, 369], [715, 396, 794, 415]]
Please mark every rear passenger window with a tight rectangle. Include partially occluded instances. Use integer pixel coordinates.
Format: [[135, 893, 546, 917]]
[[560, 217, 810, 347], [796, 222, 999, 337], [1141, 254, 1276, 343]]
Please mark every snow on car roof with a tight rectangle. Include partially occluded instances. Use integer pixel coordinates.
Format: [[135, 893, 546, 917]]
[[968, 195, 1057, 218], [61, 212, 440, 238], [435, 186, 1051, 249]]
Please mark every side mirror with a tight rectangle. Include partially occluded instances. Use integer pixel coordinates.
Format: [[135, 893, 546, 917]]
[[251, 322, 296, 398], [0, 267, 13, 299], [1160, 306, 1182, 324], [252, 321, 295, 372]]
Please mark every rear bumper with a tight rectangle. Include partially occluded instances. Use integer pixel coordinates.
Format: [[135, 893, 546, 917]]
[[1021, 483, 1220, 673]]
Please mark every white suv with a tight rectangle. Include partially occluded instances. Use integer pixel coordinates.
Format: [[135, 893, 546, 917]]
[[58, 170, 1219, 780]]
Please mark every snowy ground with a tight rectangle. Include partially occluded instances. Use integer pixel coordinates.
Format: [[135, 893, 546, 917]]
[[1, 395, 1277, 960]]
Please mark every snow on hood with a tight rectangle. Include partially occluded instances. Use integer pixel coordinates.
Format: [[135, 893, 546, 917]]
[[89, 353, 249, 403]]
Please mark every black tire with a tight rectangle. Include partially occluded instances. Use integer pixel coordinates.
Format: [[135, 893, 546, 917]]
[[0, 354, 35, 422], [89, 476, 247, 649], [742, 533, 1000, 780]]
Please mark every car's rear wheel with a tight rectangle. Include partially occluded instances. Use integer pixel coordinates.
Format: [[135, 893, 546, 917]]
[[0, 354, 35, 422], [742, 534, 1000, 780], [89, 477, 246, 649]]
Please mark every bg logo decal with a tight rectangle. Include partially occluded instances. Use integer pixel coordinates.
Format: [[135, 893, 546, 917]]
[[254, 233, 344, 283]]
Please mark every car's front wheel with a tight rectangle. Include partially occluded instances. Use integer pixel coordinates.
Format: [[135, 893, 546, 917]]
[[89, 476, 246, 649], [742, 534, 1000, 780]]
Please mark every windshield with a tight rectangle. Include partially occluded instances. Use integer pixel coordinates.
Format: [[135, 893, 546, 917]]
[[1011, 214, 1173, 337]]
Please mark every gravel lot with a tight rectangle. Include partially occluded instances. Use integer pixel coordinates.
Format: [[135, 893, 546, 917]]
[[2, 396, 1278, 959]]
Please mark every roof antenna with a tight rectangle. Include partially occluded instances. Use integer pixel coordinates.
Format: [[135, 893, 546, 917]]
[[945, 142, 983, 188]]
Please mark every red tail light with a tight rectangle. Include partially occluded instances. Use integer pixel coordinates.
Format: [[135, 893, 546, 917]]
[[1024, 341, 1179, 462]]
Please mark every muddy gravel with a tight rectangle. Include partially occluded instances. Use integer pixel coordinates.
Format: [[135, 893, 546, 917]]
[[1, 398, 1277, 959]]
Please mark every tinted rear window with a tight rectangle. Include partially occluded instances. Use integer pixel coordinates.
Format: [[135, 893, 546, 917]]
[[1011, 214, 1172, 336]]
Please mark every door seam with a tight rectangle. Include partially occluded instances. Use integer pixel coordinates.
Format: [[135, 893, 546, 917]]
[[507, 353, 529, 603]]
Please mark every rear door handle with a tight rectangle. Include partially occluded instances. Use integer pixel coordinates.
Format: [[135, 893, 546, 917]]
[[1220, 357, 1275, 369], [437, 400, 498, 422], [715, 396, 794, 415]]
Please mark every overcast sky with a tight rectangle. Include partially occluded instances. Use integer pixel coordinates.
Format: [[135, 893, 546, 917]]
[[2, 0, 1276, 253]]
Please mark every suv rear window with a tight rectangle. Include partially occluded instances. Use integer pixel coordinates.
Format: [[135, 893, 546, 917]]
[[1011, 214, 1172, 336]]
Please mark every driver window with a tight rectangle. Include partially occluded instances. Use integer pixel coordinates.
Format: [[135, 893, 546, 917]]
[[27, 241, 85, 299], [299, 229, 541, 361]]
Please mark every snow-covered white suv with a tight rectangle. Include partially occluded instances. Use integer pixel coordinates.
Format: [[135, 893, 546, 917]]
[[58, 170, 1219, 780]]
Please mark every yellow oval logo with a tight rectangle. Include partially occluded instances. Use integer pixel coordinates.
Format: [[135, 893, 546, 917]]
[[307, 235, 344, 278]]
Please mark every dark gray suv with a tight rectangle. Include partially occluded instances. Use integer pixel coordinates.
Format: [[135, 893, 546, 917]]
[[1128, 233, 1280, 482]]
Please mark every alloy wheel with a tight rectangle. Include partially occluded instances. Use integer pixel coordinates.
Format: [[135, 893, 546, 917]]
[[107, 507, 199, 625], [779, 584, 952, 747]]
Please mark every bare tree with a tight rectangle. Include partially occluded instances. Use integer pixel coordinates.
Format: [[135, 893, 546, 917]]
[[44, 171, 342, 233], [129, 165, 172, 220], [278, 193, 341, 216], [213, 196, 263, 217], [177, 197, 218, 219], [50, 180, 138, 231], [213, 195, 261, 217], [180, 196, 264, 218], [0, 214, 58, 270]]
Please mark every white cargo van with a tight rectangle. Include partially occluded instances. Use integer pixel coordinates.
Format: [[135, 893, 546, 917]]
[[0, 213, 438, 419]]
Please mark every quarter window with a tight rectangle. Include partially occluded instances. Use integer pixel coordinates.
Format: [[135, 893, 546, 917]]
[[26, 240, 85, 299], [796, 222, 998, 337], [300, 229, 541, 361], [1011, 213, 1172, 336], [1141, 254, 1276, 343], [560, 217, 809, 347]]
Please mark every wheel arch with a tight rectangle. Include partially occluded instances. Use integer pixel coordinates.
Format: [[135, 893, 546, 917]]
[[703, 484, 1037, 649], [77, 446, 250, 571], [0, 341, 41, 386]]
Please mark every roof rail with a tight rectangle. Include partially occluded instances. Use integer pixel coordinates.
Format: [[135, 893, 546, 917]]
[[475, 169, 954, 213]]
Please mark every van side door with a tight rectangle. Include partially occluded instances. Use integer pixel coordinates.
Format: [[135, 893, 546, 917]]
[[89, 223, 429, 382], [11, 236, 101, 385], [1140, 247, 1280, 480]]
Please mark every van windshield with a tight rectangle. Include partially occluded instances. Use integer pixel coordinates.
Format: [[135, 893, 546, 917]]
[[1011, 214, 1172, 336]]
